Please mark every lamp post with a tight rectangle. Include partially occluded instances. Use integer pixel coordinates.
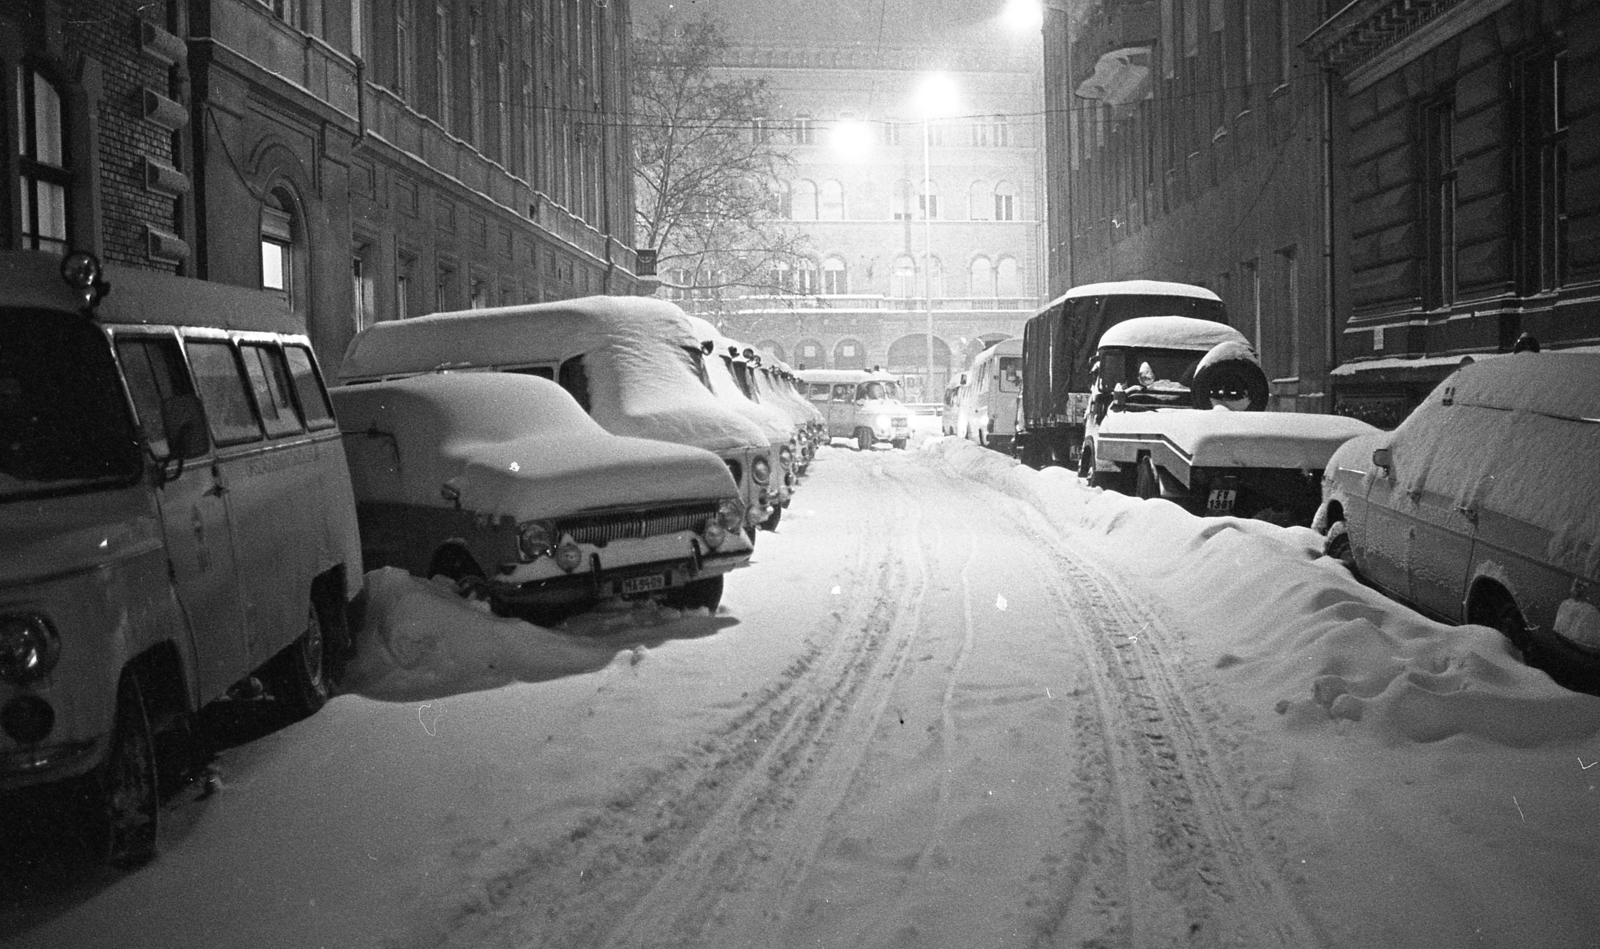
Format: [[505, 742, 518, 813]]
[[914, 73, 959, 401]]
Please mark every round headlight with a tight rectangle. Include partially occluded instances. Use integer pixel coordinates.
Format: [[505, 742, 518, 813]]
[[518, 521, 557, 560], [59, 252, 102, 290], [554, 542, 585, 573], [0, 614, 61, 683], [876, 415, 891, 430], [703, 519, 727, 550], [751, 455, 772, 485], [718, 498, 744, 531], [779, 444, 795, 468]]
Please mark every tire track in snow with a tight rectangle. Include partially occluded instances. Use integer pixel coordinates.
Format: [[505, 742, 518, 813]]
[[589, 457, 935, 949], [1014, 511, 1326, 948]]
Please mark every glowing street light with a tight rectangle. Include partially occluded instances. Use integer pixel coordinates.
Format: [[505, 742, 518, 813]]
[[1001, 0, 1044, 33], [829, 119, 875, 163]]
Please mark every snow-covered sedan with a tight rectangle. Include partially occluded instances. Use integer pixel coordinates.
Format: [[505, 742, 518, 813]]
[[1314, 351, 1600, 691], [332, 373, 752, 621]]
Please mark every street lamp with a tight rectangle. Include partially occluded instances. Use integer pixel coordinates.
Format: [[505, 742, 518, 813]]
[[914, 72, 960, 401]]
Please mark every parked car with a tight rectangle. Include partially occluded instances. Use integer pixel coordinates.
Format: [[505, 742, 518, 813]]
[[1314, 351, 1600, 691], [337, 296, 778, 540], [333, 373, 750, 620], [750, 358, 825, 469], [904, 403, 946, 440], [682, 316, 798, 524], [1, 251, 363, 866], [793, 369, 914, 449], [961, 338, 1023, 452], [1083, 316, 1376, 524]]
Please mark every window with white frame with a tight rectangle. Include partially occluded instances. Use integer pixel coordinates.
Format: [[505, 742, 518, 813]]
[[261, 198, 294, 300], [15, 66, 71, 254], [994, 181, 1017, 221], [822, 257, 848, 295]]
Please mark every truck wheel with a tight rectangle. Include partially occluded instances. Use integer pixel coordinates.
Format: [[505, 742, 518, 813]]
[[79, 674, 160, 868], [1077, 444, 1094, 480], [892, 437, 908, 450], [264, 603, 331, 719], [662, 574, 725, 612], [855, 428, 872, 451], [1135, 457, 1161, 500]]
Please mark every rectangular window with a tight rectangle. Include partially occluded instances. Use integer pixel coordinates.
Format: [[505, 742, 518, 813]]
[[352, 243, 377, 330], [1516, 48, 1567, 295], [1422, 98, 1456, 309], [115, 336, 194, 454], [396, 0, 414, 97], [283, 345, 336, 429], [995, 193, 1015, 221], [185, 340, 264, 446], [241, 343, 304, 439], [468, 11, 483, 145], [17, 67, 70, 254], [436, 3, 452, 129]]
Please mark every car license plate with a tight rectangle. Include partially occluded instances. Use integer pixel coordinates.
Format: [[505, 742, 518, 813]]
[[893, 418, 908, 429], [1206, 489, 1237, 513], [621, 574, 666, 595]]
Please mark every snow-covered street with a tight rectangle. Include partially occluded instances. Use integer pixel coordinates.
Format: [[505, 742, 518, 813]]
[[5, 439, 1599, 949]]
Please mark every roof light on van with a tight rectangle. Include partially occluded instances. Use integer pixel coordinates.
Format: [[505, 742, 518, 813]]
[[59, 252, 109, 310]]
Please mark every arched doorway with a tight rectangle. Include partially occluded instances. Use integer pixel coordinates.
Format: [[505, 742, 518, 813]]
[[793, 338, 826, 369], [833, 338, 868, 370], [885, 333, 952, 403]]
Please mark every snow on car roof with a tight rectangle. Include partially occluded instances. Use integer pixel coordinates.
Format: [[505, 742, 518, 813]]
[[1097, 315, 1250, 351], [682, 315, 796, 442], [1041, 279, 1222, 311], [971, 337, 1022, 364], [335, 296, 769, 454], [330, 373, 736, 521], [1392, 352, 1600, 576]]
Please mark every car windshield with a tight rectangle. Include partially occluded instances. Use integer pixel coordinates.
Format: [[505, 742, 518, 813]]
[[858, 381, 902, 401], [1, 309, 141, 500], [1097, 346, 1205, 394]]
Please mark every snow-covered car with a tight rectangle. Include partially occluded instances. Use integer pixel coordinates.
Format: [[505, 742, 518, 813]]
[[794, 369, 913, 450], [332, 373, 752, 620], [1083, 316, 1376, 524], [1313, 351, 1600, 691], [337, 296, 778, 540], [751, 359, 825, 469], [682, 316, 799, 524]]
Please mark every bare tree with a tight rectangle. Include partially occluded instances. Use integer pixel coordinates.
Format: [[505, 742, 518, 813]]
[[632, 13, 809, 308]]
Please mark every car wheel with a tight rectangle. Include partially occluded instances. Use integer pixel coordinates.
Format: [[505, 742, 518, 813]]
[[78, 674, 160, 868], [855, 428, 872, 452], [1324, 521, 1355, 568], [662, 574, 725, 612], [264, 603, 330, 719], [891, 437, 908, 450], [1077, 444, 1094, 480], [1476, 589, 1533, 658], [1135, 457, 1161, 500]]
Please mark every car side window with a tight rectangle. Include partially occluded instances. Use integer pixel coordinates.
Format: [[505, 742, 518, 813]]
[[832, 384, 853, 402], [808, 383, 829, 402], [241, 342, 305, 439], [115, 335, 195, 456], [559, 355, 591, 413], [283, 345, 336, 430], [508, 365, 556, 381], [185, 339, 264, 446]]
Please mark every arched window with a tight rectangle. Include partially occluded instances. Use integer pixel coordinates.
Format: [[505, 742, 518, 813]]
[[997, 256, 1021, 297], [968, 180, 991, 221], [772, 180, 793, 219], [918, 179, 940, 220], [834, 338, 867, 370], [16, 67, 71, 254], [795, 258, 820, 294], [994, 180, 1017, 221], [969, 256, 995, 298], [792, 179, 818, 221], [891, 255, 917, 298], [819, 179, 845, 220], [795, 338, 825, 369], [892, 179, 914, 220], [768, 259, 793, 292], [822, 256, 848, 295], [261, 189, 303, 310]]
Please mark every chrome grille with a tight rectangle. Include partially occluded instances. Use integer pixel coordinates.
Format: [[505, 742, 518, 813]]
[[556, 503, 716, 546]]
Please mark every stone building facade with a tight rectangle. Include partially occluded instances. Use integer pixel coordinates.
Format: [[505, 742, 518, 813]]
[[4, 0, 644, 371], [1041, 0, 1599, 422]]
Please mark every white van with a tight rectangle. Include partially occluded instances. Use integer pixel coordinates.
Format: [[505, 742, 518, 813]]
[[793, 369, 914, 450], [338, 297, 778, 538], [960, 338, 1023, 452], [0, 251, 363, 866]]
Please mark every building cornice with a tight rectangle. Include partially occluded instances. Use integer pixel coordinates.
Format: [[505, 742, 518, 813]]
[[1305, 0, 1515, 91]]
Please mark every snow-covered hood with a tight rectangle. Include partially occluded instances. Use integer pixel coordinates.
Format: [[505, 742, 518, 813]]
[[1099, 408, 1378, 469], [331, 375, 739, 522], [682, 317, 797, 445], [0, 488, 163, 587], [336, 296, 770, 456]]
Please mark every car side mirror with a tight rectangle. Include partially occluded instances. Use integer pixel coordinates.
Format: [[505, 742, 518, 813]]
[[1372, 447, 1392, 472], [1111, 383, 1127, 410]]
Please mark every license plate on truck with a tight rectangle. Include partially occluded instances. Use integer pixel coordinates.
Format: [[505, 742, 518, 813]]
[[621, 574, 666, 595], [1206, 489, 1236, 513]]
